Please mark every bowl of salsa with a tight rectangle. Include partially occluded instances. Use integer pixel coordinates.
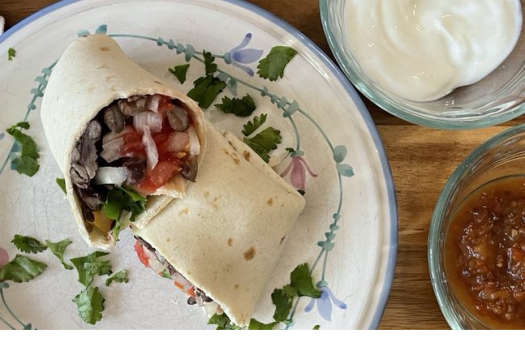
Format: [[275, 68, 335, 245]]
[[429, 124, 525, 329]]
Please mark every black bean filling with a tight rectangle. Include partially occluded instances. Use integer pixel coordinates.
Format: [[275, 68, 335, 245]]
[[134, 236, 213, 305]]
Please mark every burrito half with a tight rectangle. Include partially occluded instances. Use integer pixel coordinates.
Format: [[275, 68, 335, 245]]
[[133, 123, 306, 326], [41, 35, 206, 250]]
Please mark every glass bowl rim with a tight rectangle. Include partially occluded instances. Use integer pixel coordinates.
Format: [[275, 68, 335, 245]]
[[319, 0, 525, 130]]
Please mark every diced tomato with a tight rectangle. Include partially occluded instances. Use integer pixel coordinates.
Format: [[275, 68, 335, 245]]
[[134, 241, 149, 267], [153, 132, 171, 149], [121, 132, 143, 143], [149, 161, 180, 187], [157, 95, 173, 114], [119, 131, 146, 157], [135, 178, 158, 195], [120, 141, 145, 157], [135, 160, 181, 195]]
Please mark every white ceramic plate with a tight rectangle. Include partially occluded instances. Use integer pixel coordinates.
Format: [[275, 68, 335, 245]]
[[0, 0, 397, 330]]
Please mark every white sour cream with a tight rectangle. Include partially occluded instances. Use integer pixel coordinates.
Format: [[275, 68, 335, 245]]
[[345, 0, 523, 102]]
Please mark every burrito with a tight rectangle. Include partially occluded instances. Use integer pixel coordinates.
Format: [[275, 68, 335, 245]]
[[41, 35, 206, 250], [132, 123, 306, 326]]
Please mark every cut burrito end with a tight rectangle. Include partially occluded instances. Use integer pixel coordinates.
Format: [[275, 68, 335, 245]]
[[41, 35, 206, 249], [132, 124, 306, 326], [68, 93, 204, 248]]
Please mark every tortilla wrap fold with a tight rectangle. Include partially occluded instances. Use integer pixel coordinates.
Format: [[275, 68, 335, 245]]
[[41, 35, 206, 250], [133, 123, 306, 326]]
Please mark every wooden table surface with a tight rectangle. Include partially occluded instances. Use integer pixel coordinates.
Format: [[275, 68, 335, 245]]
[[3, 0, 524, 330]]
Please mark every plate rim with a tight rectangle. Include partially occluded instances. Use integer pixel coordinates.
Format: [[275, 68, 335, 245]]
[[0, 0, 398, 330]]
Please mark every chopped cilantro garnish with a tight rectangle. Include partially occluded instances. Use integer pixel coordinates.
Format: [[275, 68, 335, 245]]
[[46, 238, 73, 270], [70, 251, 112, 287], [248, 318, 278, 330], [105, 270, 128, 286], [243, 127, 281, 163], [208, 313, 242, 330], [0, 255, 47, 283], [242, 114, 267, 137], [72, 286, 105, 325], [215, 94, 256, 117], [203, 51, 217, 75], [271, 288, 293, 322], [11, 234, 47, 254], [187, 75, 227, 109], [102, 187, 146, 240], [56, 178, 66, 194], [169, 64, 190, 84], [8, 48, 16, 61], [6, 122, 40, 177], [290, 263, 322, 298], [257, 46, 297, 81], [313, 324, 320, 330], [160, 269, 172, 279], [270, 263, 321, 325]]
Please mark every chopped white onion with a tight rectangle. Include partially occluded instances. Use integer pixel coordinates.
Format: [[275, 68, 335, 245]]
[[187, 126, 200, 155], [100, 138, 124, 163], [102, 126, 133, 144], [146, 94, 162, 113], [203, 302, 222, 317], [167, 131, 190, 153], [133, 111, 163, 133], [94, 167, 128, 186], [142, 125, 159, 170]]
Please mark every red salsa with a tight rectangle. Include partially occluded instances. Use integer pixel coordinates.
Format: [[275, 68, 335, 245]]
[[445, 176, 525, 329]]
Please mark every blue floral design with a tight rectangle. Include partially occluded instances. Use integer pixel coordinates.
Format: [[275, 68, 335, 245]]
[[0, 282, 34, 330], [304, 286, 347, 321], [0, 132, 4, 141], [223, 33, 263, 76]]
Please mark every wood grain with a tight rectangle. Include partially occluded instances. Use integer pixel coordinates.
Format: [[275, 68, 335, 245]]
[[2, 0, 523, 330]]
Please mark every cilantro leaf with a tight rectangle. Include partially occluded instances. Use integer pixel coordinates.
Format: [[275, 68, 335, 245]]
[[13, 122, 29, 129], [160, 269, 172, 279], [6, 122, 40, 177], [105, 270, 129, 286], [242, 114, 267, 137], [7, 123, 39, 158], [248, 319, 278, 330], [11, 234, 47, 254], [45, 238, 73, 270], [8, 48, 16, 61], [290, 263, 322, 298], [208, 313, 242, 330], [70, 251, 112, 287], [102, 187, 146, 240], [187, 75, 227, 109], [282, 284, 298, 298], [271, 288, 293, 322], [0, 255, 47, 283], [203, 51, 217, 75], [169, 64, 190, 84], [56, 178, 66, 194], [243, 127, 281, 163], [313, 325, 320, 330], [257, 46, 297, 81], [72, 286, 105, 325], [11, 157, 39, 177], [215, 94, 256, 117]]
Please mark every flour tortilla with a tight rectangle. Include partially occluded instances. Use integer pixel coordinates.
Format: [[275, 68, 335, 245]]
[[133, 123, 306, 326], [41, 35, 206, 250]]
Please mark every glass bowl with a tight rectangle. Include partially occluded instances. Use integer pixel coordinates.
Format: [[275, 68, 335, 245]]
[[320, 0, 525, 130], [429, 123, 525, 329]]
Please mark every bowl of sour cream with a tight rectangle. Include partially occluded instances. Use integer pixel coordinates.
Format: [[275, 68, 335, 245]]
[[320, 0, 525, 129]]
